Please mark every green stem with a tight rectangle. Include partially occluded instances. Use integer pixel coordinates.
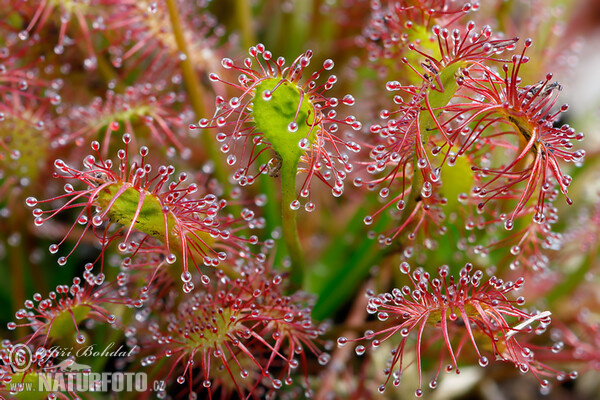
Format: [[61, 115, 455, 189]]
[[406, 162, 424, 217], [235, 0, 256, 50], [275, 8, 294, 57], [309, 0, 323, 41], [257, 152, 282, 240], [164, 0, 228, 184], [165, 0, 206, 119], [280, 158, 304, 288]]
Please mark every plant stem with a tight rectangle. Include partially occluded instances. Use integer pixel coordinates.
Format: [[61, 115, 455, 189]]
[[235, 0, 256, 49], [309, 0, 324, 42], [257, 152, 282, 240], [280, 158, 304, 288], [165, 0, 206, 119], [164, 0, 228, 184]]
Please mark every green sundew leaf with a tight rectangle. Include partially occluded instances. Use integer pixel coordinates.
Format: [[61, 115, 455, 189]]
[[97, 185, 167, 239], [418, 61, 465, 143], [48, 304, 90, 340], [440, 155, 473, 212], [8, 372, 52, 399], [96, 184, 213, 256], [400, 25, 442, 82], [185, 308, 239, 349], [253, 78, 316, 165], [429, 62, 465, 109]]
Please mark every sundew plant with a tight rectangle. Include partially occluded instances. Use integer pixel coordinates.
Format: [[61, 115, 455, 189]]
[[1, 0, 600, 399]]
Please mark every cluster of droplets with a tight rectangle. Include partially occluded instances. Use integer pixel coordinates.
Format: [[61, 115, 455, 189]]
[[61, 83, 194, 158], [26, 135, 265, 290], [444, 41, 584, 223], [135, 266, 329, 399], [105, 0, 224, 78], [475, 196, 565, 272], [12, 0, 113, 72], [360, 0, 479, 64], [7, 276, 124, 348], [336, 262, 571, 396], [194, 43, 363, 207]]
